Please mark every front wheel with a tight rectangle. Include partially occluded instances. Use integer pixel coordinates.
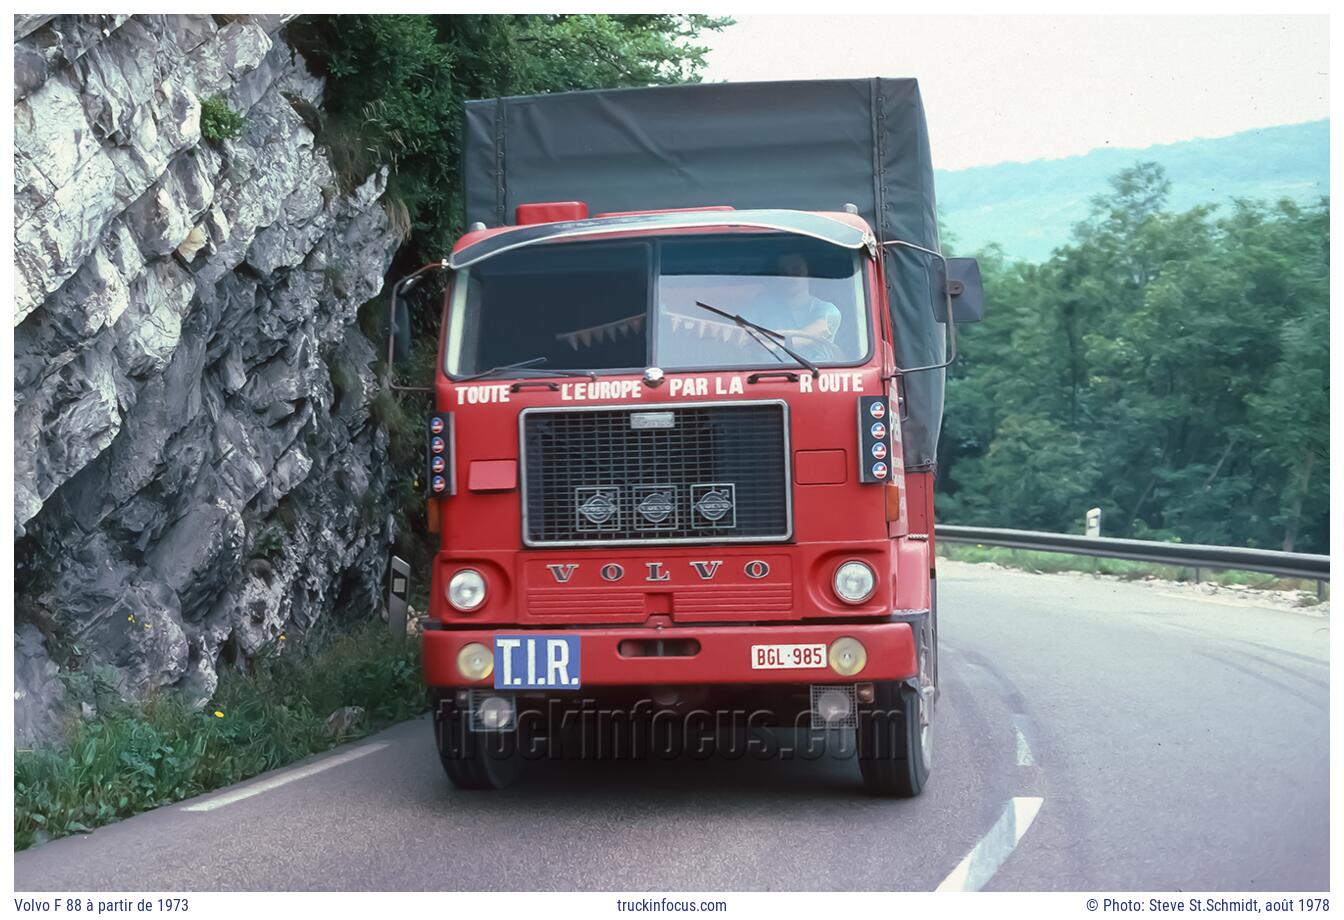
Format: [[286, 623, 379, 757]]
[[431, 690, 525, 790], [856, 679, 931, 797]]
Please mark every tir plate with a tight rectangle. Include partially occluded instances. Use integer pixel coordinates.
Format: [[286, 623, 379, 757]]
[[751, 643, 828, 670], [494, 635, 582, 689]]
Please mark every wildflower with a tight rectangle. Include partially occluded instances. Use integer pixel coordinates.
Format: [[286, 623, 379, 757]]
[[127, 614, 135, 622], [214, 711, 224, 718], [279, 634, 286, 641]]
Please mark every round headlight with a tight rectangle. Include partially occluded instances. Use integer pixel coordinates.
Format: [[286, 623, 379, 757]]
[[829, 637, 868, 676], [833, 560, 876, 604], [456, 642, 493, 680], [447, 569, 487, 611]]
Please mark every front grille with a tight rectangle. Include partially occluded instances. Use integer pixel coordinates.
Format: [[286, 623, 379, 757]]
[[521, 401, 791, 545]]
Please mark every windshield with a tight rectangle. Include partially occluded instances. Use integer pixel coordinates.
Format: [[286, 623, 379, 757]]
[[443, 234, 869, 377]]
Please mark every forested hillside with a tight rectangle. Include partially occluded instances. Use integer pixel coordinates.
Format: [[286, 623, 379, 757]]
[[937, 120, 1329, 263], [939, 163, 1329, 552]]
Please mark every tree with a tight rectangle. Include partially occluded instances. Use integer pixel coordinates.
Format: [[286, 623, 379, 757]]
[[289, 15, 731, 264], [939, 162, 1329, 551]]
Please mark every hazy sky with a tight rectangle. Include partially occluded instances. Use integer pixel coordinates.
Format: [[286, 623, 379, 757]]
[[702, 15, 1329, 171]]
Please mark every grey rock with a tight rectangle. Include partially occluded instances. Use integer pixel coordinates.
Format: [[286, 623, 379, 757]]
[[15, 150, 57, 228], [14, 347, 122, 529], [13, 16, 402, 744], [75, 16, 165, 144], [159, 16, 218, 59], [15, 15, 59, 42], [14, 16, 131, 101], [14, 624, 66, 748], [324, 706, 365, 738], [123, 147, 216, 258], [15, 152, 121, 324], [146, 500, 245, 619], [13, 70, 100, 189], [114, 258, 197, 377], [180, 21, 273, 103]]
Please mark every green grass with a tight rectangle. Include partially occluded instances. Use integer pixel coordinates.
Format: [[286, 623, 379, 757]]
[[199, 95, 245, 142], [938, 543, 1327, 601], [14, 621, 426, 851]]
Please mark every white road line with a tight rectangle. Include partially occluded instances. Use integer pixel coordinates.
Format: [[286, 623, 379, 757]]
[[1014, 727, 1036, 767], [181, 743, 388, 813], [935, 796, 1044, 892]]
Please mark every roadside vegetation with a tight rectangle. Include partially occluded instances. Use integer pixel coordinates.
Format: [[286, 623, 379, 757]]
[[14, 621, 424, 851], [938, 543, 1326, 602], [941, 165, 1329, 553]]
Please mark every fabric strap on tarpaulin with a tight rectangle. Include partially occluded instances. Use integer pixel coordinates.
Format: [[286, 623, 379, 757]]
[[463, 78, 947, 470]]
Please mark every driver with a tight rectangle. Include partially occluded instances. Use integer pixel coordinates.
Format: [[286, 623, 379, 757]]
[[742, 253, 842, 345]]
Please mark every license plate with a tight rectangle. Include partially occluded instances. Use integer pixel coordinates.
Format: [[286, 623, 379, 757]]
[[494, 635, 581, 689], [750, 643, 827, 670]]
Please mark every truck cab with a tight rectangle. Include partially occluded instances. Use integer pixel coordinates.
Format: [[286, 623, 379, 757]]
[[394, 77, 980, 797], [420, 205, 942, 796]]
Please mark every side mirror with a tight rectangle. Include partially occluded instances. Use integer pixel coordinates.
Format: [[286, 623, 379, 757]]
[[934, 257, 985, 324], [382, 260, 447, 392], [391, 292, 412, 363]]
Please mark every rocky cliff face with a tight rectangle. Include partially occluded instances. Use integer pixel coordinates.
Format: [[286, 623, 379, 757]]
[[13, 15, 402, 745]]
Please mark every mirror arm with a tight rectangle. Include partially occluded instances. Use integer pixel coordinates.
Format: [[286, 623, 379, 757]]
[[880, 240, 957, 375]]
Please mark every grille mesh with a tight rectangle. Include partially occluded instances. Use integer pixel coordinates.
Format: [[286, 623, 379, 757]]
[[522, 403, 790, 544]]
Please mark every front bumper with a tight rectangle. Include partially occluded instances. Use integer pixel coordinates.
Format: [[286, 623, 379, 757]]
[[423, 621, 917, 688]]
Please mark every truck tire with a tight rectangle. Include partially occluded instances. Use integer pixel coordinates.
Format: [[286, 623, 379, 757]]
[[431, 691, 525, 790], [856, 679, 930, 798]]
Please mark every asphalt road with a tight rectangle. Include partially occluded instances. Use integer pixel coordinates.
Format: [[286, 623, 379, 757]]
[[14, 561, 1331, 891]]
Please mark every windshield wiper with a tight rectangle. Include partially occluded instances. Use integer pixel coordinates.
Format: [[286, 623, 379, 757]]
[[692, 301, 819, 378], [457, 357, 549, 381], [458, 357, 597, 382]]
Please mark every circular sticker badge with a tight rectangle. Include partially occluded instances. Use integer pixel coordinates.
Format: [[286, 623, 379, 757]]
[[869, 400, 886, 420], [871, 461, 889, 480], [430, 436, 445, 453], [431, 475, 447, 493], [870, 422, 887, 440], [431, 456, 446, 474], [871, 442, 888, 460], [429, 417, 445, 434]]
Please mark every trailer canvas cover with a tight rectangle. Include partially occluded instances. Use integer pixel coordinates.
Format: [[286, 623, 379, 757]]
[[463, 78, 947, 470]]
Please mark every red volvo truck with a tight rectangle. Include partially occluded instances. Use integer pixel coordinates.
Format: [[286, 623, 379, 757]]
[[388, 79, 983, 796]]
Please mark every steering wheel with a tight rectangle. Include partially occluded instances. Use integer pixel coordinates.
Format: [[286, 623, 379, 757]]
[[785, 332, 844, 363]]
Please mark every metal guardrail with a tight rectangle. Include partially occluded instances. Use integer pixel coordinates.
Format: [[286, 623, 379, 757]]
[[936, 525, 1330, 582]]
